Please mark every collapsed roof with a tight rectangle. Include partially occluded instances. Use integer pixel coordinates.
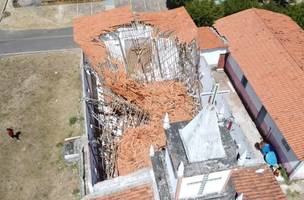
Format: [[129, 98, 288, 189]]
[[74, 6, 200, 175], [103, 68, 196, 175]]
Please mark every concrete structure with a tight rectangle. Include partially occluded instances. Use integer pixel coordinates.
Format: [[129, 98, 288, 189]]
[[215, 8, 304, 179]]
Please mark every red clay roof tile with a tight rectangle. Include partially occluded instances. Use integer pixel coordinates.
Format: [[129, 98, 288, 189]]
[[215, 8, 304, 160], [91, 185, 154, 200], [232, 167, 287, 200], [73, 6, 197, 68], [197, 27, 227, 50]]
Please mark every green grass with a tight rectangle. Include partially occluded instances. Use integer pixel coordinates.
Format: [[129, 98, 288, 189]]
[[279, 165, 290, 185], [56, 142, 63, 148], [69, 116, 78, 126]]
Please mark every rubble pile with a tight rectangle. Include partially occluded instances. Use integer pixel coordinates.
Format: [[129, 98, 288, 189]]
[[102, 67, 196, 175]]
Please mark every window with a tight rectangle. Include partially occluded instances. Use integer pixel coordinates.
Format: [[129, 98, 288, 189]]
[[241, 76, 248, 87], [255, 106, 267, 128], [281, 138, 291, 152]]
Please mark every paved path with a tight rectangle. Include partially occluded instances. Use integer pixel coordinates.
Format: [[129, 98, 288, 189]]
[[0, 27, 77, 56], [0, 0, 167, 57]]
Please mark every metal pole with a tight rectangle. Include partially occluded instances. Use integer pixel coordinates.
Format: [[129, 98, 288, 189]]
[[153, 38, 163, 78], [111, 33, 129, 74]]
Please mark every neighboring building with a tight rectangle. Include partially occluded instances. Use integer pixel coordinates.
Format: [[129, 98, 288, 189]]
[[215, 8, 304, 179], [197, 27, 228, 67]]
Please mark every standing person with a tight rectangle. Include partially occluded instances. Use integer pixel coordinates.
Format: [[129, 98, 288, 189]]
[[255, 140, 278, 167], [6, 128, 20, 140], [254, 141, 275, 156]]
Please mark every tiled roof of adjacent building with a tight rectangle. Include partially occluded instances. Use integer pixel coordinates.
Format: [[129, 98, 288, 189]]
[[91, 185, 154, 200], [197, 27, 227, 50], [215, 8, 304, 160], [232, 167, 287, 200]]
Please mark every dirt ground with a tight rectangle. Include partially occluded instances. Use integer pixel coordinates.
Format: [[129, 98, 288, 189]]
[[0, 0, 107, 30], [0, 50, 83, 200]]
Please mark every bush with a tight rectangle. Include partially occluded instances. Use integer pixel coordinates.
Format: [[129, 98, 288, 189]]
[[166, 0, 192, 9], [69, 116, 78, 125], [287, 2, 304, 29], [186, 0, 224, 26], [279, 165, 290, 185], [167, 0, 303, 30], [261, 2, 287, 13], [223, 0, 260, 16]]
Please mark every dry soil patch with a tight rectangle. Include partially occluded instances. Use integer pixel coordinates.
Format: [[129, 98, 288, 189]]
[[0, 50, 83, 200]]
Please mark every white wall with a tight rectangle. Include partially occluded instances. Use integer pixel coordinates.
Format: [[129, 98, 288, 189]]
[[200, 48, 227, 66], [178, 170, 231, 199]]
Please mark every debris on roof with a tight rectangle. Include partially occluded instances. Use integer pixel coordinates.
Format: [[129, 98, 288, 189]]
[[102, 67, 196, 175]]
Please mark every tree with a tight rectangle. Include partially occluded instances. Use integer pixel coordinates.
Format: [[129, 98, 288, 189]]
[[185, 0, 224, 26], [166, 0, 191, 9], [261, 1, 287, 13], [287, 2, 304, 29], [223, 0, 260, 16]]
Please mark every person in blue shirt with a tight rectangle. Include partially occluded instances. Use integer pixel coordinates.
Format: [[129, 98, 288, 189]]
[[255, 141, 278, 167]]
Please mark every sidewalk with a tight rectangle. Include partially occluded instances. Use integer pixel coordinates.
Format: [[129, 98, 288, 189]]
[[0, 0, 109, 29], [199, 56, 264, 166]]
